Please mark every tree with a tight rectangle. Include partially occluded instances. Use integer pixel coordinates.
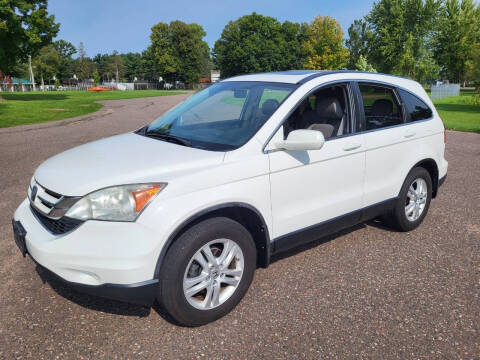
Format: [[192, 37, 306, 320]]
[[108, 51, 125, 83], [433, 0, 480, 83], [74, 42, 94, 81], [213, 13, 307, 77], [32, 44, 59, 88], [93, 53, 110, 81], [149, 20, 210, 84], [355, 55, 376, 72], [93, 70, 100, 86], [121, 52, 142, 81], [466, 42, 480, 103], [366, 0, 441, 77], [346, 19, 372, 69], [0, 0, 59, 76], [280, 21, 309, 70], [53, 40, 76, 81], [303, 15, 349, 70], [138, 47, 158, 81]]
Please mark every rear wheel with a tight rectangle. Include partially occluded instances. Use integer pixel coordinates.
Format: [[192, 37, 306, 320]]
[[158, 217, 256, 326], [382, 167, 432, 231]]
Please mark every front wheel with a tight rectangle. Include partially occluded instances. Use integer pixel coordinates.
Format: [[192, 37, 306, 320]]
[[382, 167, 432, 232], [158, 217, 256, 326]]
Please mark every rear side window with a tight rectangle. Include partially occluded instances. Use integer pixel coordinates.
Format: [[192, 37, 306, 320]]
[[359, 84, 403, 130], [398, 89, 433, 122]]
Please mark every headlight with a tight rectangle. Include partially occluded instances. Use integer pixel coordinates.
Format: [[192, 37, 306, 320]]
[[65, 183, 166, 221]]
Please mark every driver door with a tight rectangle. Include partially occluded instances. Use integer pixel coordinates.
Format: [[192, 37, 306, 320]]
[[268, 83, 366, 252]]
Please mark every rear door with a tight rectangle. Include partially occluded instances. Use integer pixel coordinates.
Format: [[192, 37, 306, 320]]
[[356, 82, 434, 208]]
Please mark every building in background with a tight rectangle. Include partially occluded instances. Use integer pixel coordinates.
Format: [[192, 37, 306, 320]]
[[211, 70, 221, 83]]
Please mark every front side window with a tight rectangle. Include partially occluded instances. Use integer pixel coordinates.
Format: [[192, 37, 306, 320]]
[[398, 89, 433, 122], [283, 84, 352, 140], [144, 81, 296, 151], [359, 84, 403, 130]]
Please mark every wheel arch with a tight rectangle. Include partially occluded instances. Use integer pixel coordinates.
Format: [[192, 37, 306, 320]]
[[410, 158, 439, 198], [153, 202, 271, 279]]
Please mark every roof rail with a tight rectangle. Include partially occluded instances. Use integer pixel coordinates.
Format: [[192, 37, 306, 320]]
[[296, 70, 413, 84]]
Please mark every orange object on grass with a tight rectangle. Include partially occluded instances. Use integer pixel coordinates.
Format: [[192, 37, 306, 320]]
[[88, 87, 108, 92]]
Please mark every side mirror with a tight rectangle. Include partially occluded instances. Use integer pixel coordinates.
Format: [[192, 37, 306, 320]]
[[275, 129, 325, 151]]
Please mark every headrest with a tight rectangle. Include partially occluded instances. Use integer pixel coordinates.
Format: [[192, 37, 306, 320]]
[[371, 99, 393, 116], [262, 99, 280, 116], [315, 97, 343, 119]]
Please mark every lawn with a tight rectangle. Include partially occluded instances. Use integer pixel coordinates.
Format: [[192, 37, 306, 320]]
[[0, 90, 186, 128], [433, 92, 480, 133]]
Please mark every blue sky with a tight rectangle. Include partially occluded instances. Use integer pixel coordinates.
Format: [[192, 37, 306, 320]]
[[48, 0, 374, 57]]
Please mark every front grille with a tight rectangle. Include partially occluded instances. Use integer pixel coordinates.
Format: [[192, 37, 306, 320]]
[[28, 178, 81, 220], [30, 205, 83, 235]]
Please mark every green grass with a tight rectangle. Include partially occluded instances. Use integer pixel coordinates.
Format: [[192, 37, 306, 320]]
[[0, 90, 186, 128], [433, 92, 480, 133]]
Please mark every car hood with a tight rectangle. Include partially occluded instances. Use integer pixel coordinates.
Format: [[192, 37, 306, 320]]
[[34, 133, 225, 196]]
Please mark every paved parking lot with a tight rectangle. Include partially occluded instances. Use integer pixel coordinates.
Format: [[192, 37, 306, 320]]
[[0, 95, 479, 359]]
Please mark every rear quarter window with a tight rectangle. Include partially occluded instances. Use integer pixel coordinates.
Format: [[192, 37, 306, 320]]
[[398, 89, 433, 122]]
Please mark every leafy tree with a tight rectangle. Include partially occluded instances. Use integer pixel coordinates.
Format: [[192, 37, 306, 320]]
[[93, 70, 100, 86], [108, 50, 126, 82], [150, 20, 209, 84], [355, 55, 376, 72], [0, 0, 59, 76], [303, 15, 349, 70], [93, 53, 111, 81], [366, 0, 441, 77], [74, 42, 94, 81], [433, 0, 480, 83], [346, 19, 372, 69], [213, 13, 307, 77], [138, 46, 158, 81], [32, 44, 59, 88], [53, 40, 76, 81], [280, 21, 309, 70], [466, 42, 480, 103], [121, 52, 142, 81]]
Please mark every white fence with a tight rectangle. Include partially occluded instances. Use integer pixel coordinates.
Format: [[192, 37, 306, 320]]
[[101, 81, 134, 90], [430, 84, 460, 101]]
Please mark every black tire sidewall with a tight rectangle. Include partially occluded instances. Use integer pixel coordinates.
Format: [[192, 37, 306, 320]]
[[394, 167, 432, 231], [158, 217, 257, 327]]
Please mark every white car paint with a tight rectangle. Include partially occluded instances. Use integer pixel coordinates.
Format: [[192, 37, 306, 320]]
[[14, 70, 448, 289]]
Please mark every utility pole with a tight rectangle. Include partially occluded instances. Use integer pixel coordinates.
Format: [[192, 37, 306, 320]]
[[28, 55, 36, 91], [115, 63, 119, 84]]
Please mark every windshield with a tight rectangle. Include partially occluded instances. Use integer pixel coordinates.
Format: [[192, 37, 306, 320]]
[[144, 81, 297, 151]]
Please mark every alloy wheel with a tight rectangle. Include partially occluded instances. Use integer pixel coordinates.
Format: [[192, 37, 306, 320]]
[[405, 178, 428, 222], [183, 239, 244, 310]]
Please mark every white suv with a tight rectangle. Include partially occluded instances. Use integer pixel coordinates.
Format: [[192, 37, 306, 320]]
[[13, 71, 448, 326]]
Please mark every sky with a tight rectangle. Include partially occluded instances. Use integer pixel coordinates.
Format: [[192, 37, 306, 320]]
[[47, 0, 374, 57]]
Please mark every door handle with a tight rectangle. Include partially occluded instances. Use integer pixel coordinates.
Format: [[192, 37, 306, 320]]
[[404, 130, 416, 138], [343, 142, 362, 151]]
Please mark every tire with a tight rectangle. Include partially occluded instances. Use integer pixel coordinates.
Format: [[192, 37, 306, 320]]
[[157, 217, 257, 326], [382, 167, 432, 232]]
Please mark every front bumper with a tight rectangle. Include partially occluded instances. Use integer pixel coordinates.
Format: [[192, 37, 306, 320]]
[[13, 198, 162, 305], [34, 258, 158, 306]]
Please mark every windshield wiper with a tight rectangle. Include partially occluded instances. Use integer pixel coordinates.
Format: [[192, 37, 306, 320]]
[[144, 131, 192, 147]]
